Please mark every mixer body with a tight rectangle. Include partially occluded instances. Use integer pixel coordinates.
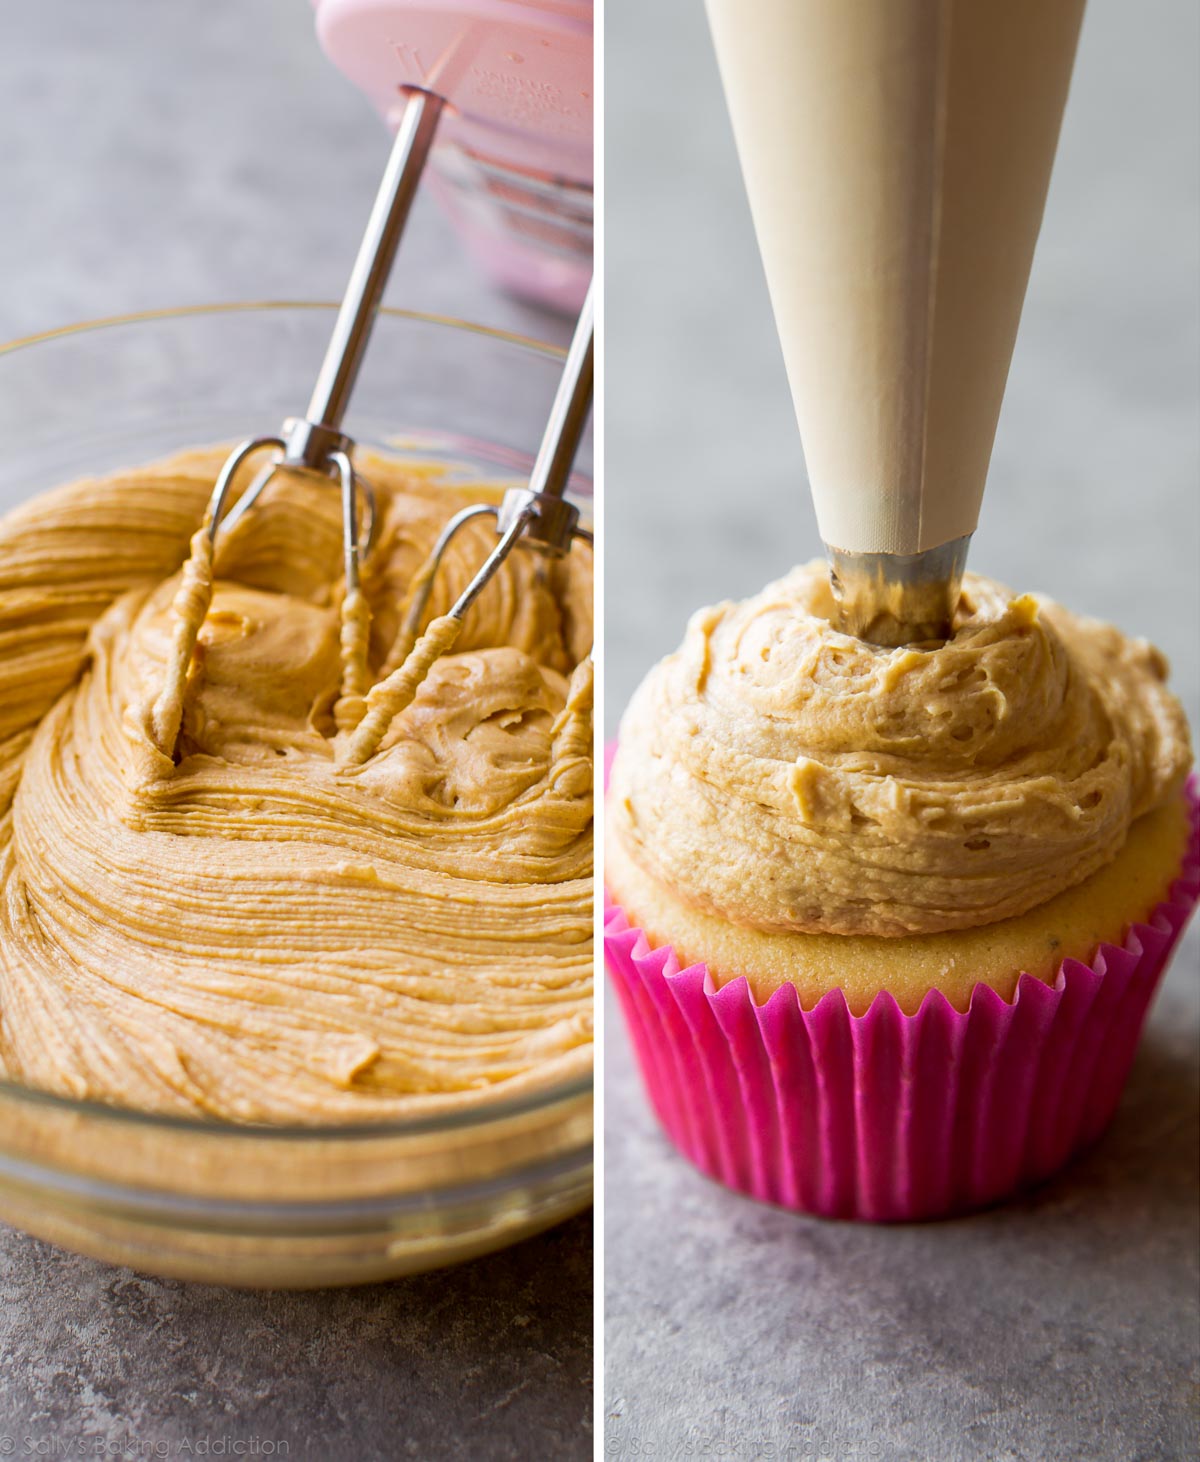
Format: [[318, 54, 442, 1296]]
[[315, 0, 593, 312]]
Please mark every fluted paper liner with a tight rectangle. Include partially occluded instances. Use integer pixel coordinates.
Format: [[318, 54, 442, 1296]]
[[606, 779, 1199, 1222]]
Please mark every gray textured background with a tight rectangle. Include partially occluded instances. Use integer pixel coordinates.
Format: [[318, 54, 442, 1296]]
[[0, 4, 588, 1460], [604, 0, 1200, 1459]]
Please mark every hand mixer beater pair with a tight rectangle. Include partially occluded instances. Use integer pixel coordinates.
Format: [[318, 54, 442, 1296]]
[[151, 59, 593, 766]]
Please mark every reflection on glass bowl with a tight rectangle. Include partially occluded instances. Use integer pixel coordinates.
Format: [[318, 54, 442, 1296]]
[[0, 305, 593, 1287]]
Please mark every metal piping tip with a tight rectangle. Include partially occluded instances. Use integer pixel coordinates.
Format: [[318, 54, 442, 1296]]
[[824, 535, 972, 647]]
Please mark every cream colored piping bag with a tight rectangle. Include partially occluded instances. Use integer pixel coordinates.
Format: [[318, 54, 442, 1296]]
[[704, 0, 1086, 640]]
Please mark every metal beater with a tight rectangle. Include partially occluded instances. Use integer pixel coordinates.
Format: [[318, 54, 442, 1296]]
[[149, 86, 592, 765], [341, 280, 593, 766]]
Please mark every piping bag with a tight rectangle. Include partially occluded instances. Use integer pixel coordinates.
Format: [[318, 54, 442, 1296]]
[[704, 0, 1086, 644]]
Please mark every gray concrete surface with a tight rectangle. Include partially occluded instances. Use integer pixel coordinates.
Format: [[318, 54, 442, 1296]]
[[605, 0, 1200, 1458], [0, 4, 589, 1459], [0, 1219, 592, 1460]]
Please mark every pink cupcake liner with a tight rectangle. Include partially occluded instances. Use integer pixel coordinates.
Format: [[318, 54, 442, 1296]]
[[605, 768, 1200, 1222]]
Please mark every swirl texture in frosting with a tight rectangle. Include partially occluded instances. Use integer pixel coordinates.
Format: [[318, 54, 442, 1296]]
[[0, 448, 593, 1121], [610, 562, 1190, 937]]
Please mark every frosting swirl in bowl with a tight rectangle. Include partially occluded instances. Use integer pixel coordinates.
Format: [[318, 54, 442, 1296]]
[[0, 448, 593, 1121], [610, 562, 1190, 937]]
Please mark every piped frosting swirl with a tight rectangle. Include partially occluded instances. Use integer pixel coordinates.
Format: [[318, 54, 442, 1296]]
[[610, 562, 1190, 937]]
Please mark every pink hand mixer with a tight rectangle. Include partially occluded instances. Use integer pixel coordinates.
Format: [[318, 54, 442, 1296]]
[[153, 1, 594, 761], [315, 0, 592, 315]]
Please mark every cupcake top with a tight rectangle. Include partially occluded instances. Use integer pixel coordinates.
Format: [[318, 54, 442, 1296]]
[[610, 561, 1191, 937]]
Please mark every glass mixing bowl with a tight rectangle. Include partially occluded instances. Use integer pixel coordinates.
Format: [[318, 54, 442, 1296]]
[[0, 304, 593, 1287]]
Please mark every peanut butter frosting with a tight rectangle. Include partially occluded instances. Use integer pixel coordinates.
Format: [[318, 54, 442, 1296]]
[[0, 448, 593, 1121], [610, 561, 1190, 938]]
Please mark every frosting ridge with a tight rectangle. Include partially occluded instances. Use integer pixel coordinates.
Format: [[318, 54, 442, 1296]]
[[610, 562, 1190, 936], [0, 448, 593, 1120]]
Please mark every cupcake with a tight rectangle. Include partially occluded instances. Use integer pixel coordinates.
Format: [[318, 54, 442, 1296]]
[[605, 562, 1197, 1220]]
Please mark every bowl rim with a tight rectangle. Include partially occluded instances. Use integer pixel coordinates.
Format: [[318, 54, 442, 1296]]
[[0, 300, 594, 1145], [0, 1067, 594, 1142], [0, 300, 568, 362]]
